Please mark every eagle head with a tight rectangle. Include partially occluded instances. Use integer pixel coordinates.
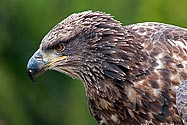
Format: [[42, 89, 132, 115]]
[[27, 11, 126, 82]]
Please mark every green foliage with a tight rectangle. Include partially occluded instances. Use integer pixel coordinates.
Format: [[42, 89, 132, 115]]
[[0, 0, 187, 125]]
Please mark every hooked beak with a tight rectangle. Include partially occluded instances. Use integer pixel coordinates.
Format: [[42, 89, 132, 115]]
[[27, 49, 46, 81], [27, 49, 67, 81]]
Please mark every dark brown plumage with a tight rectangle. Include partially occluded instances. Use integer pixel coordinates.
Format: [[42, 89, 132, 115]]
[[177, 80, 187, 124], [27, 11, 187, 124]]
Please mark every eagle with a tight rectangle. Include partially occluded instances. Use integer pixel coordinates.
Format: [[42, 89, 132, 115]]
[[27, 11, 187, 125]]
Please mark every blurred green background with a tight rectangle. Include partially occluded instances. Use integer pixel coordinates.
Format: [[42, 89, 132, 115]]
[[0, 0, 187, 125]]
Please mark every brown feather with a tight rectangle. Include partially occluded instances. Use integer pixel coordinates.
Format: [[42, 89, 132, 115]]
[[32, 11, 187, 124]]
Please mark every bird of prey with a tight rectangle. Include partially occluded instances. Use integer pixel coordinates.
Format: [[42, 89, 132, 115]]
[[27, 11, 187, 125]]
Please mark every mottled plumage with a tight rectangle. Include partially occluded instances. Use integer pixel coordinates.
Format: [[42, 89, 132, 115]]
[[27, 11, 187, 125], [177, 80, 187, 124]]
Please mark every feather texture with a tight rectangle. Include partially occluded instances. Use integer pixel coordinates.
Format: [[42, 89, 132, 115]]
[[30, 11, 187, 125]]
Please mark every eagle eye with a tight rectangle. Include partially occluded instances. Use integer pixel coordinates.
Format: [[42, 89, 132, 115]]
[[54, 43, 65, 53]]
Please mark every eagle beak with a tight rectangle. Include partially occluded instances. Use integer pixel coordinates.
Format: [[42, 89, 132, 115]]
[[27, 49, 67, 81], [27, 49, 46, 81]]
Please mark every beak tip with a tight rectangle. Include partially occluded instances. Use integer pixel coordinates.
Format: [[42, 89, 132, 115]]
[[28, 69, 36, 82], [27, 49, 45, 82]]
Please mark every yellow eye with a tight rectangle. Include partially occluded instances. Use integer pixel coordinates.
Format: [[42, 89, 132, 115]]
[[54, 43, 65, 53]]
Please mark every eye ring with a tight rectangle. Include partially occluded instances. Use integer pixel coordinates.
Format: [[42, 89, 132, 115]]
[[54, 43, 65, 53]]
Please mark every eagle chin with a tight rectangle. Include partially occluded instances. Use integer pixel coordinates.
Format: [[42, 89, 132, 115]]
[[27, 11, 187, 124]]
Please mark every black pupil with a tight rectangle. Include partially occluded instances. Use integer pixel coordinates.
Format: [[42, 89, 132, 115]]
[[56, 44, 62, 51]]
